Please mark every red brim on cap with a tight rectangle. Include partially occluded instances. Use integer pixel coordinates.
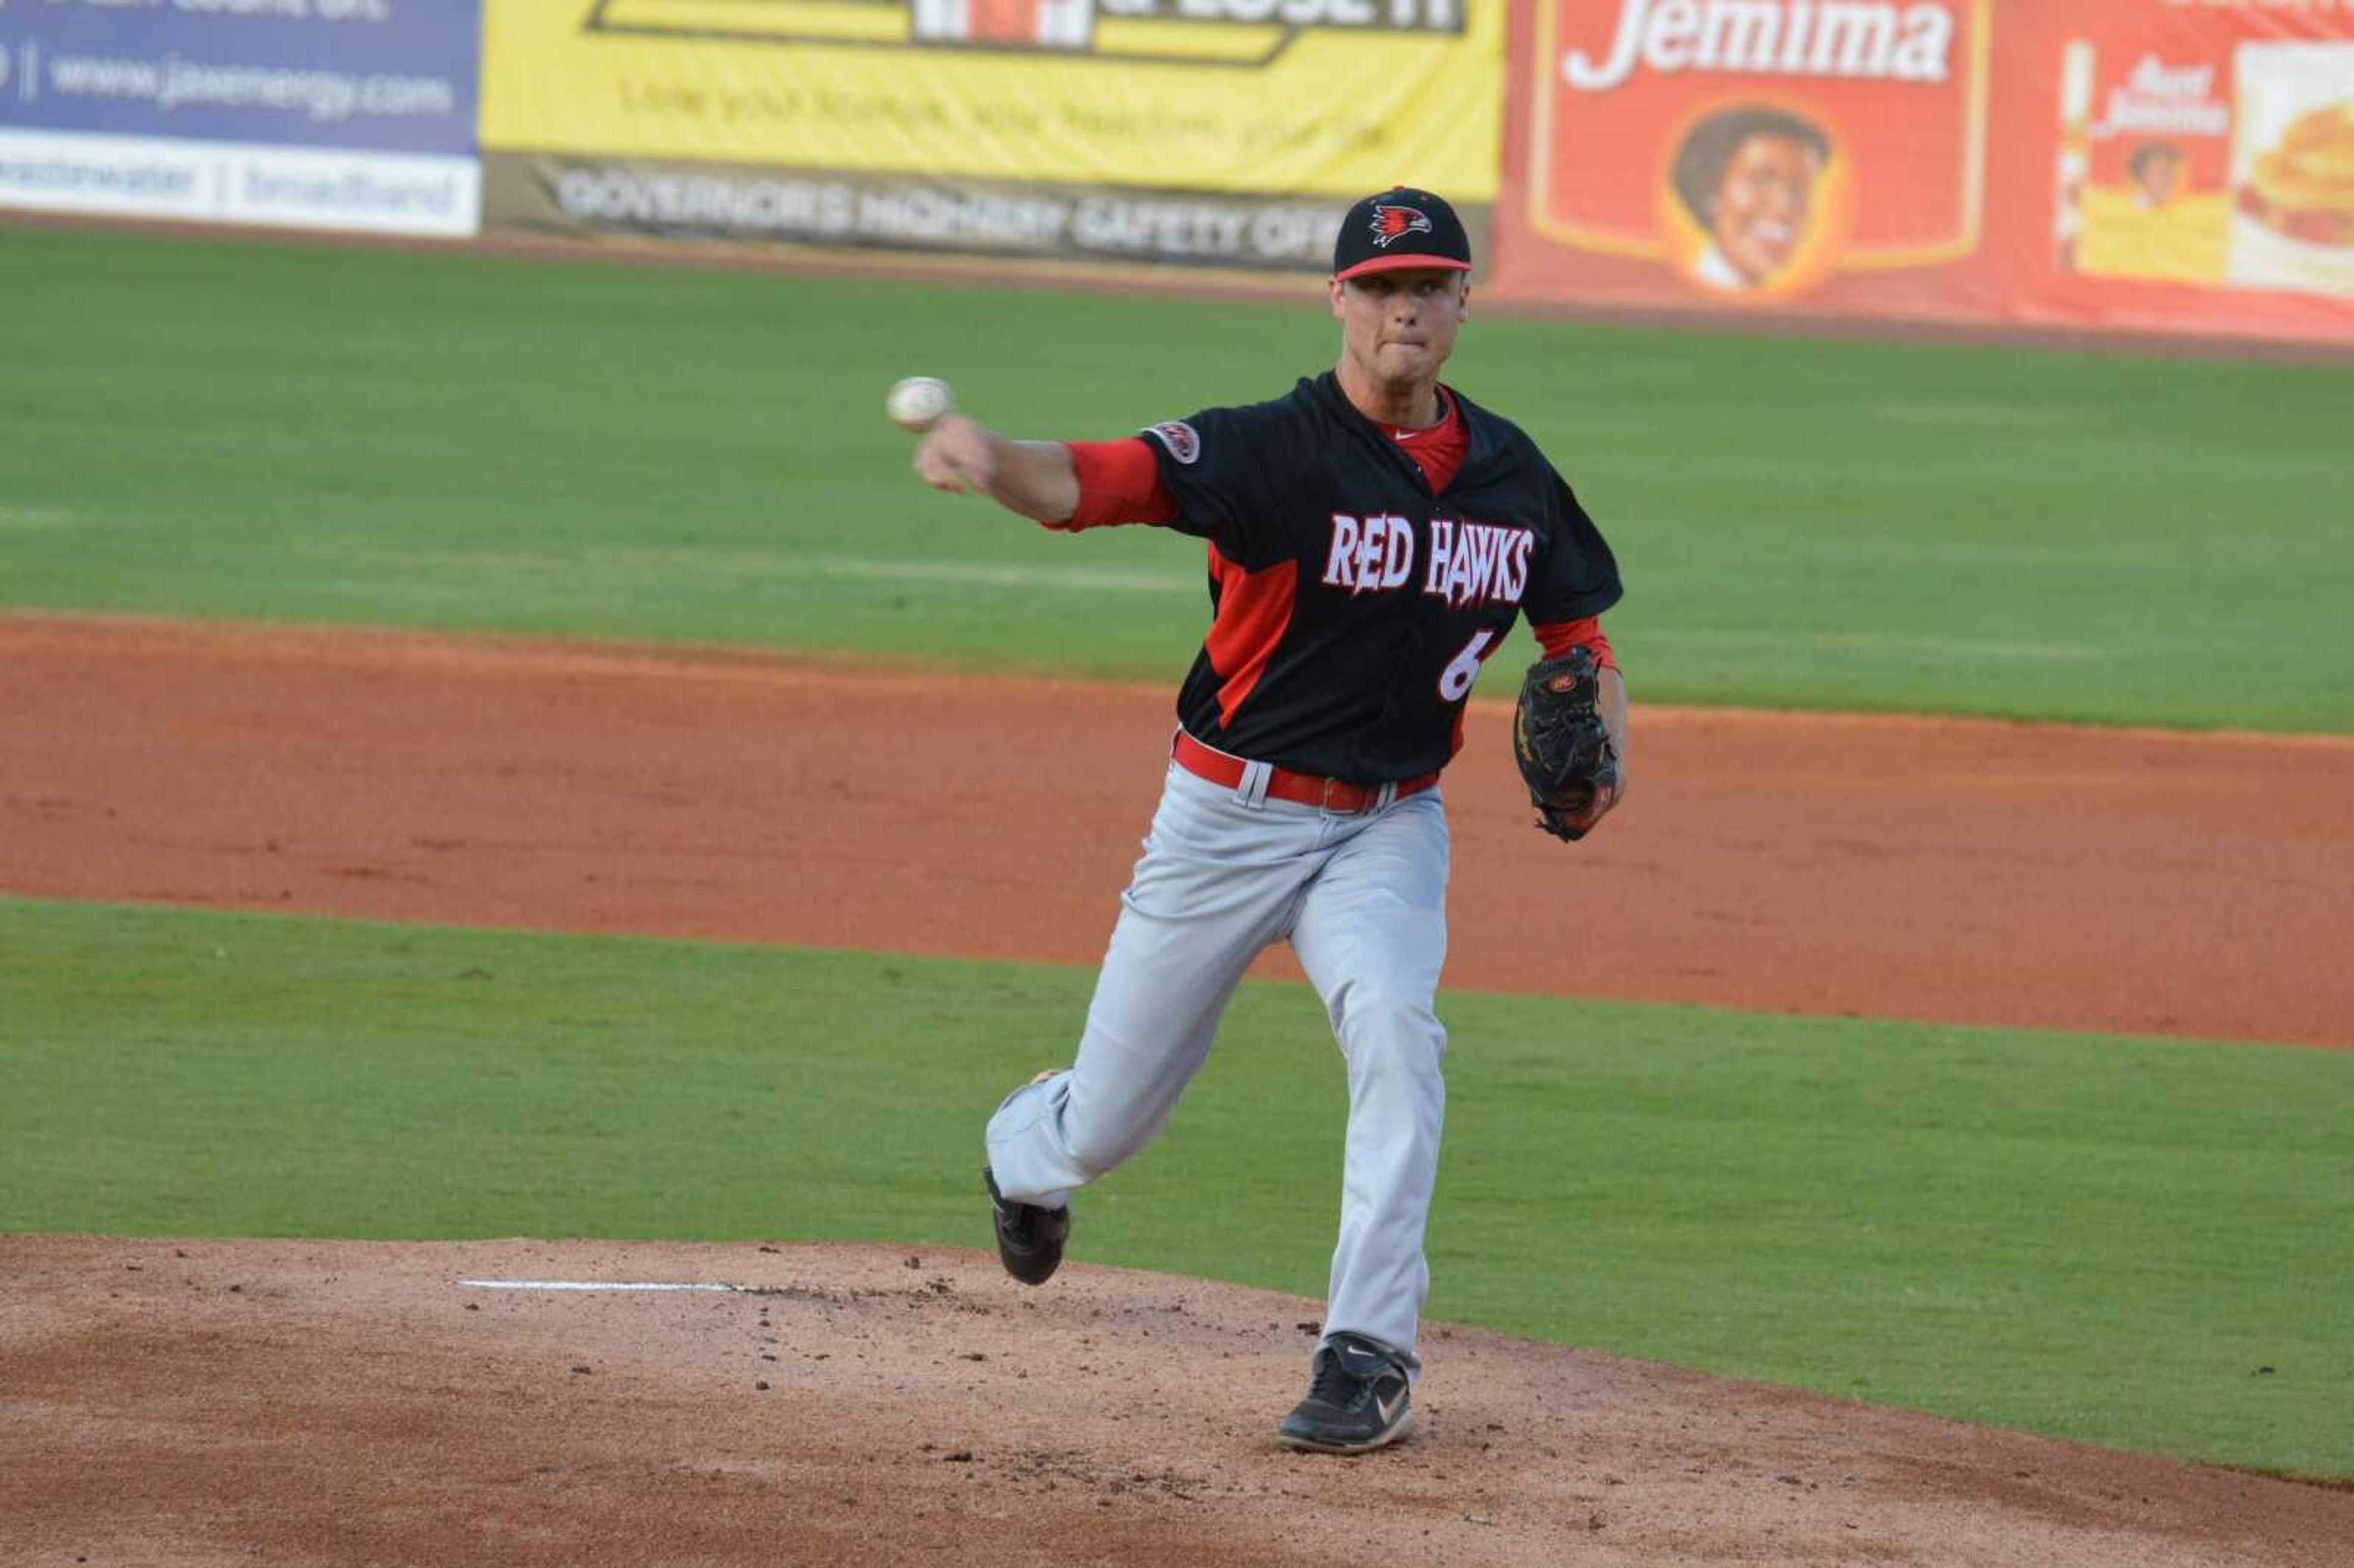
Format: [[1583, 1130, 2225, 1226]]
[[1333, 253, 1474, 282]]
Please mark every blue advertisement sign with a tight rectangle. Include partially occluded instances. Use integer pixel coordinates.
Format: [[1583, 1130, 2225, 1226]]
[[0, 0, 481, 158]]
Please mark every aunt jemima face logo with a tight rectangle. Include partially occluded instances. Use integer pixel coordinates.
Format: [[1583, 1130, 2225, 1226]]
[[585, 0, 1465, 67], [1525, 0, 1992, 299]]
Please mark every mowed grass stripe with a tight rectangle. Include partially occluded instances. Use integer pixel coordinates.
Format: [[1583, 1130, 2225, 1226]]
[[4, 224, 2352, 729], [2, 896, 2345, 1476]]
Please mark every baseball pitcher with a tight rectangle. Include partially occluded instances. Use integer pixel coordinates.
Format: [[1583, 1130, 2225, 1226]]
[[906, 188, 1627, 1454]]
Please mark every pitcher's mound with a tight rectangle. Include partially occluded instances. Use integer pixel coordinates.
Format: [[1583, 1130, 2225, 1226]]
[[2, 1236, 2341, 1566]]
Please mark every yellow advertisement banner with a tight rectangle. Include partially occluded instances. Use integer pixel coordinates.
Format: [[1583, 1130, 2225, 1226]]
[[481, 0, 1503, 200]]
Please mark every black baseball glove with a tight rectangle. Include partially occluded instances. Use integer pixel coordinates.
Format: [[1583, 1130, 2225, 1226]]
[[1512, 649, 1619, 842]]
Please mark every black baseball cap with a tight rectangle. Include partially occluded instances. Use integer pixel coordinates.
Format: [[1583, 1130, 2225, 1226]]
[[1332, 187, 1472, 281]]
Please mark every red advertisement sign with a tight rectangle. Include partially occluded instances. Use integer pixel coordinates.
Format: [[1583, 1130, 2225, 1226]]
[[1524, 0, 1989, 299], [1493, 0, 2354, 344]]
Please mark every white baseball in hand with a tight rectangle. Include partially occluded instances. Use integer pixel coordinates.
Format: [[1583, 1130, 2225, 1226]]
[[885, 376, 955, 432]]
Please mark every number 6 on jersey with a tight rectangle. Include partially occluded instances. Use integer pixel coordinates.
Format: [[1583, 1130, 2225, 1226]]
[[1438, 628, 1499, 702]]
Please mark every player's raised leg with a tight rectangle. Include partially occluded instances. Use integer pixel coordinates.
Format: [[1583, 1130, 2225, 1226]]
[[984, 767, 1319, 1246]]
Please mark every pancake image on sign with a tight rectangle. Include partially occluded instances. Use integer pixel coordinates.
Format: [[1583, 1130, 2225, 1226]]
[[2236, 102, 2354, 248], [2227, 43, 2354, 294]]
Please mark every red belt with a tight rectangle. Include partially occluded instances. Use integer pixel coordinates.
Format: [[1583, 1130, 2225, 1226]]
[[1172, 731, 1438, 815]]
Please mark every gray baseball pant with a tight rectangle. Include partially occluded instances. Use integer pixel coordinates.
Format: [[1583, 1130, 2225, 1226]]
[[985, 758, 1450, 1374]]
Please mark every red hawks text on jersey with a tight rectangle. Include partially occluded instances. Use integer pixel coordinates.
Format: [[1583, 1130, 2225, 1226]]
[[1119, 371, 1620, 784], [1319, 514, 1536, 611]]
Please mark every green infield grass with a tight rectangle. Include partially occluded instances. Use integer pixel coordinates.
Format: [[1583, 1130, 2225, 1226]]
[[4, 896, 2347, 1478], [5, 224, 2351, 731]]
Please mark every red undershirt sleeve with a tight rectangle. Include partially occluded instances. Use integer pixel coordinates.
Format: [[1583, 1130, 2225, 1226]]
[[1041, 438, 1179, 530], [1531, 615, 1618, 671]]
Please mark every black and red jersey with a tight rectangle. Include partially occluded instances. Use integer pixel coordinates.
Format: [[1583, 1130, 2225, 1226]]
[[1114, 370, 1621, 783]]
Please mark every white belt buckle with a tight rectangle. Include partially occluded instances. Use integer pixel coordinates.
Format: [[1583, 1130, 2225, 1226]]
[[1235, 758, 1273, 810]]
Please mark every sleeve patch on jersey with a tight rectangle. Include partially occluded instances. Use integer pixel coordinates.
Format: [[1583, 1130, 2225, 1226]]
[[1144, 421, 1202, 465]]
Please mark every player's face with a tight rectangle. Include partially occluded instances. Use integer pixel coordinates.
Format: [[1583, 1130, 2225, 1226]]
[[1330, 268, 1471, 389], [1710, 133, 1821, 283]]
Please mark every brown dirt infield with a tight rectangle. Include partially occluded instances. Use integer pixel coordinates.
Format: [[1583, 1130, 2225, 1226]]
[[5, 612, 2352, 1566], [7, 612, 2351, 1046], [6, 1238, 2350, 1568]]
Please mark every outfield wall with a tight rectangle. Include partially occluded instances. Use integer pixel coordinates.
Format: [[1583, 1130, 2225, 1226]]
[[473, 0, 1503, 273], [5, 1, 2348, 344], [1493, 1, 2354, 343]]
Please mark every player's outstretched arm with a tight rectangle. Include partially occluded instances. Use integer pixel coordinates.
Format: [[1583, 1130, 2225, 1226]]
[[913, 414, 1081, 525]]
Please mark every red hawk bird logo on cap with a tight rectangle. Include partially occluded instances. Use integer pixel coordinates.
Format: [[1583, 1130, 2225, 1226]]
[[1369, 204, 1434, 248]]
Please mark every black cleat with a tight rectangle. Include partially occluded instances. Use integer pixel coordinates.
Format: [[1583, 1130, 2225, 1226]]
[[1276, 1331, 1414, 1455], [983, 1166, 1069, 1285]]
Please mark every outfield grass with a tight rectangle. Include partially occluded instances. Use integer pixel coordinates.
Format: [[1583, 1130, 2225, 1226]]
[[6, 224, 2352, 730], [5, 896, 2347, 1477]]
